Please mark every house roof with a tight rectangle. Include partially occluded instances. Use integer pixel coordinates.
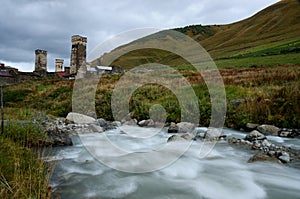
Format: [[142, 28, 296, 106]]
[[0, 72, 13, 77], [97, 66, 112, 71]]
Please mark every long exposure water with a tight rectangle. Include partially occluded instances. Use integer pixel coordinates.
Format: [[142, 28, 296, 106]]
[[49, 126, 300, 199]]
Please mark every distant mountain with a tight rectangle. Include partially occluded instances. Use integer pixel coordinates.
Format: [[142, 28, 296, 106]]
[[96, 0, 300, 69]]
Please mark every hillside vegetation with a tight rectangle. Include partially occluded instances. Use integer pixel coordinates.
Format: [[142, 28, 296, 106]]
[[2, 64, 299, 128]]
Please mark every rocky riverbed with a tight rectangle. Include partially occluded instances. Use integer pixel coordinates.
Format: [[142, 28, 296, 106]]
[[48, 116, 300, 199], [43, 112, 300, 169]]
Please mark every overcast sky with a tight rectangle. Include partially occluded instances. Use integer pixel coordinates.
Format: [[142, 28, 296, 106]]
[[0, 0, 280, 72]]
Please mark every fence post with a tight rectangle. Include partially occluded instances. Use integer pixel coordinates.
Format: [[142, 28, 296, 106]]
[[1, 86, 4, 135]]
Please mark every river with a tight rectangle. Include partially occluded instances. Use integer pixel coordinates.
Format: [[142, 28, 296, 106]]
[[49, 126, 300, 199]]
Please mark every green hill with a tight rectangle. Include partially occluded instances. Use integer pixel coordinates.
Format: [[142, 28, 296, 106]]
[[98, 0, 300, 70]]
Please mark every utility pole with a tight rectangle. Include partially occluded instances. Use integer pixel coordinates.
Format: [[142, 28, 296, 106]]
[[0, 86, 3, 135]]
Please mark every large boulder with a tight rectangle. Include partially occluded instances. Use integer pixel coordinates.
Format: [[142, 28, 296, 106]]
[[245, 123, 259, 131], [66, 112, 96, 124], [168, 122, 179, 133], [44, 122, 73, 146], [204, 128, 224, 139], [257, 125, 280, 136], [248, 153, 281, 163], [177, 122, 196, 133], [245, 130, 266, 142]]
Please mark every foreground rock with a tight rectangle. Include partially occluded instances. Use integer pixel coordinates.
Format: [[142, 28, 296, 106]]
[[44, 122, 73, 146], [120, 112, 137, 126], [168, 122, 179, 133], [204, 128, 226, 140], [66, 112, 97, 124], [244, 130, 266, 142], [177, 122, 196, 133], [245, 123, 259, 131], [257, 124, 280, 136], [167, 122, 196, 134], [167, 133, 195, 142], [248, 153, 281, 164]]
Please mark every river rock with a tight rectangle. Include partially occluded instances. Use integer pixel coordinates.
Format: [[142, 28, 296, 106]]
[[245, 130, 266, 142], [44, 122, 73, 146], [278, 151, 291, 163], [97, 118, 117, 131], [278, 129, 300, 138], [204, 128, 225, 140], [168, 122, 179, 133], [248, 153, 281, 163], [87, 124, 104, 133], [177, 122, 195, 133], [167, 135, 185, 142], [194, 127, 209, 140], [180, 133, 195, 141], [257, 124, 280, 136], [278, 131, 293, 138], [262, 139, 272, 148], [246, 123, 259, 131], [66, 112, 96, 124], [123, 119, 137, 126], [138, 119, 155, 127]]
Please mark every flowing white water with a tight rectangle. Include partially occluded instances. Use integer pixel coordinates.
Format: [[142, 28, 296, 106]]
[[50, 126, 300, 199]]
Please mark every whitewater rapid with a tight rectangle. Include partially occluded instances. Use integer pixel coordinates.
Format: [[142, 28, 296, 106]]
[[49, 126, 300, 199]]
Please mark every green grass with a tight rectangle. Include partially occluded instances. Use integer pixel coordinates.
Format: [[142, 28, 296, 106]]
[[215, 53, 300, 68], [231, 39, 300, 58], [0, 121, 52, 198]]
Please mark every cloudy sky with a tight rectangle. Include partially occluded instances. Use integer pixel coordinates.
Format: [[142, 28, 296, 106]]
[[0, 0, 280, 72]]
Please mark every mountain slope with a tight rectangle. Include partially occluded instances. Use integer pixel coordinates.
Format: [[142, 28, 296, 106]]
[[200, 0, 300, 58], [98, 0, 300, 69]]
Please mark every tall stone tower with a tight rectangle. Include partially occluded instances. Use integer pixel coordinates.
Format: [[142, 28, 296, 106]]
[[35, 49, 47, 71], [70, 35, 87, 74], [55, 59, 64, 72]]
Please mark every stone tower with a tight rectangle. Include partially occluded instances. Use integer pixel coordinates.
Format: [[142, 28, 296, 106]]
[[35, 49, 47, 71], [55, 59, 64, 72], [70, 35, 87, 74]]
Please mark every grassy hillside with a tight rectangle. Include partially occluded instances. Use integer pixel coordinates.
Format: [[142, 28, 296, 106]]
[[2, 65, 299, 128], [98, 0, 300, 70]]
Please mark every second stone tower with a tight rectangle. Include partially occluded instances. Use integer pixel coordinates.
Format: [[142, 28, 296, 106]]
[[70, 35, 87, 74]]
